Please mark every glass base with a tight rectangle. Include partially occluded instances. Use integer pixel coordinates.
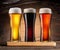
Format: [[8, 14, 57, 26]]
[[7, 41, 56, 47]]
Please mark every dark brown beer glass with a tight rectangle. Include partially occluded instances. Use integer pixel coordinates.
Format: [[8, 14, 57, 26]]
[[23, 8, 36, 42]]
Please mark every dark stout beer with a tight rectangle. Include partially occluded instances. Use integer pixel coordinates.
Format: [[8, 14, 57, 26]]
[[24, 8, 36, 42]]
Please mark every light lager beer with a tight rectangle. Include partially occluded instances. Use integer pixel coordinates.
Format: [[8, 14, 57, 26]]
[[9, 7, 22, 41]]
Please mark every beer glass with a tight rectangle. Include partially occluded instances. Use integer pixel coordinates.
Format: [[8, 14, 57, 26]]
[[9, 7, 22, 41], [39, 8, 52, 41], [23, 8, 36, 42]]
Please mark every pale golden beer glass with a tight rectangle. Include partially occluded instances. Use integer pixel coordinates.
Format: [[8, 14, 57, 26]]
[[9, 7, 22, 41]]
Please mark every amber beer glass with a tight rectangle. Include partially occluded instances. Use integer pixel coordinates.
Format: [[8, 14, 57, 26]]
[[9, 7, 22, 41], [24, 8, 36, 42], [39, 8, 52, 41]]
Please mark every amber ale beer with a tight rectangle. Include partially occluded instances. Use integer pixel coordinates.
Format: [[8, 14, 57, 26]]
[[39, 8, 52, 41], [24, 8, 36, 42], [9, 7, 22, 41]]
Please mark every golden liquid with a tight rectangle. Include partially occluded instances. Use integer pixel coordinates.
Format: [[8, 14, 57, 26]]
[[10, 13, 21, 41]]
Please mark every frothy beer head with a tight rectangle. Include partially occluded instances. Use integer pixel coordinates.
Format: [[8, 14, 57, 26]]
[[39, 8, 52, 14], [24, 8, 36, 13], [9, 7, 22, 14]]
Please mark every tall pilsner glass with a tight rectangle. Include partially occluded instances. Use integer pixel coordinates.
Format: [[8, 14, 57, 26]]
[[39, 8, 52, 41], [23, 8, 36, 42], [9, 7, 22, 41]]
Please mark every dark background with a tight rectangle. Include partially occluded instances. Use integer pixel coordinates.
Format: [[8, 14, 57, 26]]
[[0, 0, 60, 46]]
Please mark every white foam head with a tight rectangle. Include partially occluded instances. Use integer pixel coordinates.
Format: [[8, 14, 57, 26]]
[[39, 8, 52, 14], [24, 8, 36, 13], [9, 7, 22, 14]]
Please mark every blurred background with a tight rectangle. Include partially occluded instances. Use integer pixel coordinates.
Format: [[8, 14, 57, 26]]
[[0, 0, 60, 45]]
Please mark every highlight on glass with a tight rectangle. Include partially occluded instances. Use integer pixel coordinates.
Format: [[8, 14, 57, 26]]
[[23, 8, 36, 42], [39, 8, 52, 41], [9, 7, 22, 41]]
